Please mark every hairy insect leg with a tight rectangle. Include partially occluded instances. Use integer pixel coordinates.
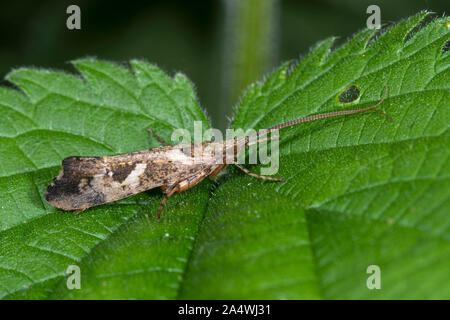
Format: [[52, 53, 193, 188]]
[[178, 172, 209, 192], [208, 164, 226, 178], [233, 162, 285, 181], [74, 208, 87, 215], [147, 128, 169, 146], [157, 171, 209, 219], [158, 186, 178, 219]]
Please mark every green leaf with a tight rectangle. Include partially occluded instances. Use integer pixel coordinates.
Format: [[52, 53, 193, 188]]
[[180, 12, 450, 299], [0, 59, 211, 299], [0, 12, 449, 299]]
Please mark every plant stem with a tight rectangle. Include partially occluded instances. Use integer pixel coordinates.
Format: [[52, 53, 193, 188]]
[[219, 0, 279, 130]]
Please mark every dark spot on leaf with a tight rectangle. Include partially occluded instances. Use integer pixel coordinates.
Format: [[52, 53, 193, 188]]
[[442, 40, 450, 55], [338, 85, 360, 103]]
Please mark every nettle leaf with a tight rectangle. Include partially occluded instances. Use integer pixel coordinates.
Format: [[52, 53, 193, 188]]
[[180, 12, 450, 299], [0, 12, 449, 299], [0, 59, 211, 299]]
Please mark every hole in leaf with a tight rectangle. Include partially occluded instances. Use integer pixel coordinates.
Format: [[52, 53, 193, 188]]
[[442, 40, 450, 55], [338, 85, 360, 104]]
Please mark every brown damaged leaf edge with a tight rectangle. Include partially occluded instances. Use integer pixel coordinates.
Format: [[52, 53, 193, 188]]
[[45, 87, 391, 219]]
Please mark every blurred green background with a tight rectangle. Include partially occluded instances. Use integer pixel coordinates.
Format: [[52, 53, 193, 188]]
[[0, 0, 448, 129]]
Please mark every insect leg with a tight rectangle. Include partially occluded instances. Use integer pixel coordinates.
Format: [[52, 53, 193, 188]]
[[158, 186, 178, 219], [74, 208, 86, 215], [177, 172, 209, 192], [208, 164, 226, 178], [157, 171, 209, 219], [147, 128, 169, 146], [233, 162, 285, 181]]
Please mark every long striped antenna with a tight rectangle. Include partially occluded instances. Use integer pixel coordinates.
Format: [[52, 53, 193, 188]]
[[246, 86, 391, 145]]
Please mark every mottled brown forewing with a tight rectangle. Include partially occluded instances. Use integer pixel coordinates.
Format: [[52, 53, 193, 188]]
[[45, 144, 212, 211]]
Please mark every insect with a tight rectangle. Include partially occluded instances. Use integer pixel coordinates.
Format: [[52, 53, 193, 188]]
[[45, 88, 390, 219]]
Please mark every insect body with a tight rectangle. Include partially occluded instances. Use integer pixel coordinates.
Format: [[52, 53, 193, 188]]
[[45, 88, 390, 218]]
